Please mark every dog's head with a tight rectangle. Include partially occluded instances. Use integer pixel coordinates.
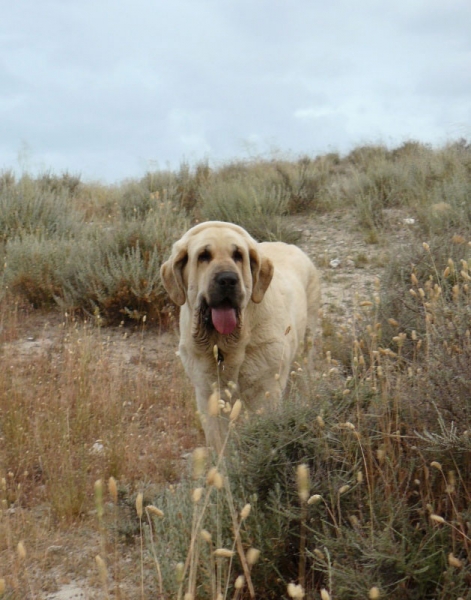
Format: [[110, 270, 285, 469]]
[[160, 222, 274, 335]]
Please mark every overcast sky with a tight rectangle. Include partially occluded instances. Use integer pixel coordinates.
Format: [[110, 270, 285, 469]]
[[1, 0, 470, 183]]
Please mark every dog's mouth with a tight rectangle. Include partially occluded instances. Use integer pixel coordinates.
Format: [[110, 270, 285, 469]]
[[211, 301, 238, 335], [201, 299, 239, 336]]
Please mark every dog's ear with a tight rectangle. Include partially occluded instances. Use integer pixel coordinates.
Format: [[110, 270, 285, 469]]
[[249, 247, 274, 303], [160, 244, 188, 306]]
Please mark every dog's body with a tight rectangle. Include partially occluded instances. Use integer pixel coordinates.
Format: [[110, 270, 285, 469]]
[[161, 221, 321, 450]]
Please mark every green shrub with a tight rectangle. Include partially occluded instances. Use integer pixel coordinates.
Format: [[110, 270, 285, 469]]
[[2, 202, 189, 321], [275, 155, 339, 214], [199, 177, 298, 242], [378, 235, 471, 422], [2, 234, 71, 307], [0, 174, 84, 242], [59, 204, 189, 322], [59, 239, 162, 322], [36, 170, 82, 196], [329, 141, 471, 239], [118, 174, 180, 219]]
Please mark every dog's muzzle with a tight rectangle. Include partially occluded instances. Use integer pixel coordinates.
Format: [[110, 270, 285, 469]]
[[204, 270, 243, 335]]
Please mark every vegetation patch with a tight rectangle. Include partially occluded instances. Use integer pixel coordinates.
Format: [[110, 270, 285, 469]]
[[0, 140, 470, 598]]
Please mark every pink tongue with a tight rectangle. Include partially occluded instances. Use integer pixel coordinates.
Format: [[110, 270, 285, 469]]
[[211, 307, 237, 335]]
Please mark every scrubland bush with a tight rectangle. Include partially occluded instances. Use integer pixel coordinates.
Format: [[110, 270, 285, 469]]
[[199, 176, 298, 242], [2, 235, 70, 307], [0, 174, 84, 242], [330, 140, 471, 240], [1, 190, 189, 321]]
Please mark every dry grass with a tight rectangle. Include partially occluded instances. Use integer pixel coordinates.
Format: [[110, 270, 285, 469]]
[[0, 303, 199, 597]]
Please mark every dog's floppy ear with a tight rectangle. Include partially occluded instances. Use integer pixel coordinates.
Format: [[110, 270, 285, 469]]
[[160, 243, 188, 306], [249, 247, 274, 303]]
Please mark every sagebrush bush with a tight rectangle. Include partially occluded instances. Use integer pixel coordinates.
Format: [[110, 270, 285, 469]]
[[117, 161, 211, 219], [199, 177, 298, 242], [58, 203, 189, 322], [378, 236, 471, 424], [330, 140, 471, 239], [118, 174, 179, 219], [36, 170, 82, 197], [1, 234, 70, 307], [2, 201, 189, 321], [0, 174, 84, 242], [273, 156, 337, 214]]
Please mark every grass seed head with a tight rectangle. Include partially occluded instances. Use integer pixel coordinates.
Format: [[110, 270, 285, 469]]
[[192, 447, 208, 479], [146, 505, 164, 518], [94, 479, 104, 519], [446, 470, 456, 493], [230, 398, 242, 422], [246, 547, 260, 565], [369, 587, 381, 599], [175, 562, 184, 583], [201, 529, 212, 543], [213, 471, 224, 489], [108, 477, 118, 504], [240, 503, 251, 520], [448, 552, 463, 568], [17, 541, 26, 561], [320, 589, 331, 600], [287, 583, 305, 599], [192, 487, 203, 503], [208, 390, 220, 416], [430, 514, 445, 524], [95, 555, 107, 584], [214, 548, 234, 558], [349, 514, 360, 527], [296, 463, 310, 502], [234, 575, 245, 589], [135, 492, 143, 519], [207, 467, 224, 489]]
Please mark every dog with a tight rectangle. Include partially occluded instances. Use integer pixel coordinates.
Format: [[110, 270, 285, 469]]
[[160, 221, 321, 451]]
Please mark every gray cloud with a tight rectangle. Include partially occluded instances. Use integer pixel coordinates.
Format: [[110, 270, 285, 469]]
[[1, 0, 470, 182]]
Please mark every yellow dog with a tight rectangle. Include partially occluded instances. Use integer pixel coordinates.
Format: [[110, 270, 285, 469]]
[[161, 221, 321, 450]]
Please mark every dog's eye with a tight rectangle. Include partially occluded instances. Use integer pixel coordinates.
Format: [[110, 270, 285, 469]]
[[233, 249, 243, 263], [198, 249, 212, 263]]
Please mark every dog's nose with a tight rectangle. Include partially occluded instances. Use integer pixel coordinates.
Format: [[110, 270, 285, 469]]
[[215, 271, 239, 288]]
